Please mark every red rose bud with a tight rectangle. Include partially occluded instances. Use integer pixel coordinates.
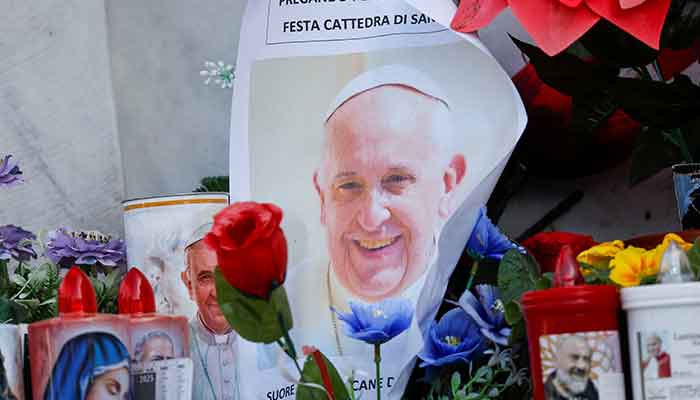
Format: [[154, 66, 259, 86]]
[[205, 202, 288, 299], [118, 267, 156, 314], [58, 266, 97, 315], [552, 245, 585, 288]]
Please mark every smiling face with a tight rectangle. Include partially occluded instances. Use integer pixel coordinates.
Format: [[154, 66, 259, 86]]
[[315, 85, 465, 301], [182, 241, 230, 334], [86, 367, 129, 400], [556, 336, 592, 394]]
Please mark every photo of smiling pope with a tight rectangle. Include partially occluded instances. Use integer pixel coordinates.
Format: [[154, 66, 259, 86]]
[[243, 39, 521, 384]]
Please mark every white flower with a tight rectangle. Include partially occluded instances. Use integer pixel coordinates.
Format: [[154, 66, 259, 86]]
[[200, 60, 235, 89]]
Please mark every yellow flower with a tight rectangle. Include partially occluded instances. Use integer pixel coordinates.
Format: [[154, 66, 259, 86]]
[[650, 233, 692, 268], [609, 246, 659, 287], [577, 240, 625, 270]]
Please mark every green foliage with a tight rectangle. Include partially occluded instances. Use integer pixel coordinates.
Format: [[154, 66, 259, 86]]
[[215, 268, 293, 343], [8, 262, 60, 323], [661, 0, 700, 49], [497, 249, 540, 344], [425, 347, 528, 400], [580, 262, 613, 285], [296, 350, 351, 400], [512, 31, 700, 185], [90, 268, 124, 314], [497, 250, 540, 305], [686, 239, 700, 279], [194, 176, 229, 192]]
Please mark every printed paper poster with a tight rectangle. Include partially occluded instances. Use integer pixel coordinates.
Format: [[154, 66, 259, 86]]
[[229, 1, 526, 398]]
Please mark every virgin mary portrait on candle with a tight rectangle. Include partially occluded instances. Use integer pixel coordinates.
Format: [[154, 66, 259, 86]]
[[43, 332, 131, 400]]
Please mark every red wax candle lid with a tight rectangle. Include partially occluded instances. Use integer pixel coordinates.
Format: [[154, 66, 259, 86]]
[[552, 245, 585, 287], [58, 266, 98, 315], [118, 267, 156, 314]]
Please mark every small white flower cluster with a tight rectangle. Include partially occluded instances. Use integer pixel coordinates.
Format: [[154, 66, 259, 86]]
[[200, 60, 235, 89]]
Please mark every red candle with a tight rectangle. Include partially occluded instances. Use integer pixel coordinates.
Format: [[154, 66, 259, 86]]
[[522, 246, 626, 399]]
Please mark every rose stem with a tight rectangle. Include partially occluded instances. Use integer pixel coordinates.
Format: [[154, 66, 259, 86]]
[[374, 343, 382, 400]]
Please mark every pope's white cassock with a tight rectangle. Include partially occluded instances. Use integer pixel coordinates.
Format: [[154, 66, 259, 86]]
[[189, 312, 240, 400]]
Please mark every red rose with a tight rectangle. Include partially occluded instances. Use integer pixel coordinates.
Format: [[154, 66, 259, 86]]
[[204, 202, 288, 299], [522, 231, 597, 274]]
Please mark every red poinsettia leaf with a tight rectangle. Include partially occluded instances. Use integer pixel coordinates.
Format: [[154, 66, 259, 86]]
[[451, 0, 508, 32], [586, 0, 672, 49], [510, 0, 601, 55], [658, 45, 699, 80]]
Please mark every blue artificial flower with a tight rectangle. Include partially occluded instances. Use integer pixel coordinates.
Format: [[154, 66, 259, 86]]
[[333, 298, 413, 345], [418, 308, 486, 369], [46, 228, 126, 268], [458, 284, 511, 346], [0, 155, 23, 188], [0, 224, 37, 262], [466, 207, 522, 260]]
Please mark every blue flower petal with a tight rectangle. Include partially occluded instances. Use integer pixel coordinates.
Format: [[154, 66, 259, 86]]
[[333, 298, 413, 345]]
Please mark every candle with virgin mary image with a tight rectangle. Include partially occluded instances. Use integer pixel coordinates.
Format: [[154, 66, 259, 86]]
[[28, 267, 131, 400]]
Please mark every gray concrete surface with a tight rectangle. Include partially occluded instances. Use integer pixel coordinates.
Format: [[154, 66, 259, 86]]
[[106, 0, 244, 199], [0, 0, 124, 235]]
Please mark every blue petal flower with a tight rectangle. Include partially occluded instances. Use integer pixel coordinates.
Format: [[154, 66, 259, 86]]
[[0, 155, 24, 188], [46, 228, 126, 268], [418, 308, 486, 369], [332, 298, 413, 345], [466, 207, 522, 260], [458, 285, 511, 346], [0, 225, 37, 262]]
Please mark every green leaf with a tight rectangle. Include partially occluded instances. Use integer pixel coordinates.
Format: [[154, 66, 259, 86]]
[[579, 20, 658, 67], [569, 90, 619, 138], [296, 350, 350, 400], [630, 126, 684, 185], [497, 249, 540, 305], [687, 239, 700, 279], [511, 35, 619, 97], [504, 301, 522, 326], [508, 320, 527, 346], [612, 76, 700, 127], [640, 275, 658, 285], [661, 0, 700, 49], [215, 268, 293, 343], [194, 176, 230, 192], [451, 372, 461, 394], [534, 277, 551, 291], [0, 297, 22, 324]]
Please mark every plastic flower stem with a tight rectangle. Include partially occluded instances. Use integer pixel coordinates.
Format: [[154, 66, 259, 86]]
[[0, 260, 9, 295], [374, 343, 382, 400], [465, 260, 479, 291], [275, 311, 320, 400], [16, 261, 24, 278]]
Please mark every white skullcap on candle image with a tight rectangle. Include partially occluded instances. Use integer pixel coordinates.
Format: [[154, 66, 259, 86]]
[[324, 64, 451, 123], [185, 222, 213, 250]]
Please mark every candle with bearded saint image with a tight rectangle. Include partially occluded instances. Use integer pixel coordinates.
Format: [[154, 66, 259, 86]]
[[229, 1, 526, 397]]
